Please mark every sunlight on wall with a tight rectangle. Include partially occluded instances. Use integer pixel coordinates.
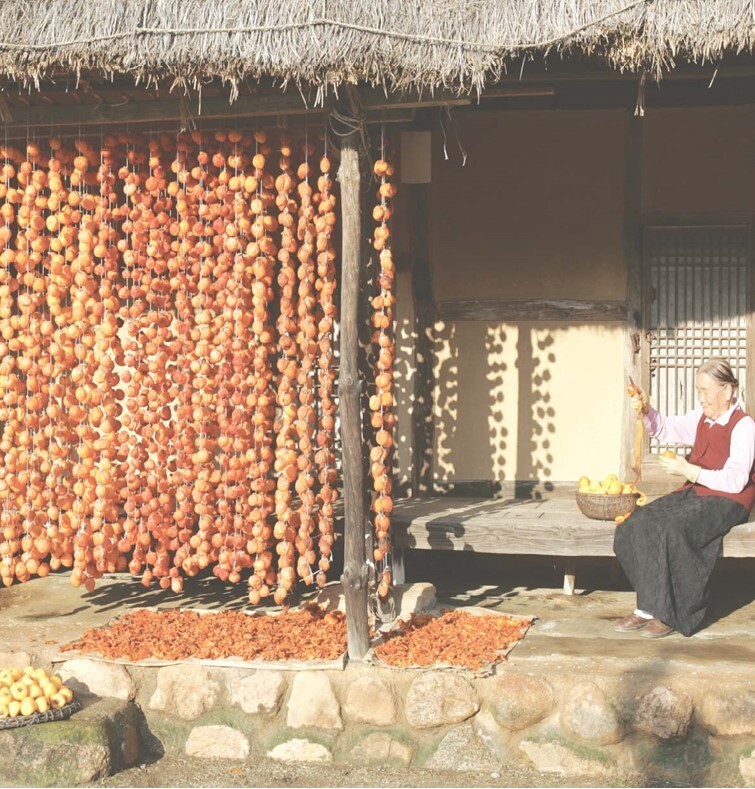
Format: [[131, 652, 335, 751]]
[[530, 323, 625, 482], [428, 321, 624, 485]]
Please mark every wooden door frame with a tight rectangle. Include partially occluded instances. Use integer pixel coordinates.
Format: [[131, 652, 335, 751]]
[[619, 116, 755, 478], [638, 219, 754, 457], [621, 113, 643, 482]]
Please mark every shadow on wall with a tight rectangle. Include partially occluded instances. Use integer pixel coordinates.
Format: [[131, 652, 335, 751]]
[[392, 274, 417, 494], [434, 320, 513, 493], [486, 322, 509, 486], [433, 320, 461, 485], [515, 326, 556, 499], [433, 321, 554, 497]]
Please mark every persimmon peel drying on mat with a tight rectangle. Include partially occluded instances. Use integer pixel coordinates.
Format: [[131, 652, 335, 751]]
[[61, 606, 346, 663], [373, 609, 532, 671]]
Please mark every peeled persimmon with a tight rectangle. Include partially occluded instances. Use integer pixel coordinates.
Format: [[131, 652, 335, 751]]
[[0, 129, 346, 601]]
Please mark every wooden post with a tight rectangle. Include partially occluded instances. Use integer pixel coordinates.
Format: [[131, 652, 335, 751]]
[[337, 100, 371, 660], [563, 560, 577, 596], [621, 112, 644, 481]]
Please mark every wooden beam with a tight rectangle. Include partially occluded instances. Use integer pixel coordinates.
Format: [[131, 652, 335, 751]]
[[620, 112, 644, 481], [436, 299, 626, 322], [4, 60, 755, 131], [360, 87, 471, 111], [336, 92, 370, 661], [482, 86, 556, 98], [408, 182, 435, 497], [6, 72, 755, 132], [0, 86, 464, 131], [483, 60, 755, 85], [0, 91, 312, 129]]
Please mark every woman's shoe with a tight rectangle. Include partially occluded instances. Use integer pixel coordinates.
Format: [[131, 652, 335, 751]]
[[641, 618, 675, 638], [614, 613, 651, 632]]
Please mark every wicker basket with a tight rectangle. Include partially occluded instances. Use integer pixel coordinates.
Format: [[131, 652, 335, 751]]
[[576, 492, 639, 522], [0, 700, 81, 730]]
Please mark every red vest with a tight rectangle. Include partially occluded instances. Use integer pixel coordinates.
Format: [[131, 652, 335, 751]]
[[686, 407, 755, 511]]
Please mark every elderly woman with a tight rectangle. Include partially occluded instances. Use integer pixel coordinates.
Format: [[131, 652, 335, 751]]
[[613, 358, 755, 638]]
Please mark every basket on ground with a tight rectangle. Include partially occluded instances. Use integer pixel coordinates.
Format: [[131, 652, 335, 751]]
[[0, 700, 81, 730], [576, 492, 639, 521]]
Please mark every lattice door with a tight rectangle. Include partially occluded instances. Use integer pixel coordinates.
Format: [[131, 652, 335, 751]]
[[644, 226, 750, 455]]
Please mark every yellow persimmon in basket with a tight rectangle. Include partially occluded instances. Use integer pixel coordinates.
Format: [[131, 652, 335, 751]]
[[576, 474, 647, 521], [0, 667, 74, 718]]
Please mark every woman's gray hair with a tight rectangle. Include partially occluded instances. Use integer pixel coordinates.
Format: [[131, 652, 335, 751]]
[[698, 357, 739, 390]]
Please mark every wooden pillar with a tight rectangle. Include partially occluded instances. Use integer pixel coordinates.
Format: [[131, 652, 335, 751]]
[[563, 559, 577, 596], [337, 102, 370, 660], [621, 112, 644, 482], [409, 183, 435, 498]]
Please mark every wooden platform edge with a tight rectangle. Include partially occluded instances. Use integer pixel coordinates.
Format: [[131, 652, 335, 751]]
[[391, 509, 755, 559], [389, 497, 755, 592]]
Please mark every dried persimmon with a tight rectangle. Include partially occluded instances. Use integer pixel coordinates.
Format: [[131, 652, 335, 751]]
[[374, 609, 530, 671], [62, 607, 347, 663]]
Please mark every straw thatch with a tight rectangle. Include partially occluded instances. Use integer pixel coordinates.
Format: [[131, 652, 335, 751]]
[[0, 1, 753, 97]]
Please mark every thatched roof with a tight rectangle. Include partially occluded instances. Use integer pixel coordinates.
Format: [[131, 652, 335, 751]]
[[0, 1, 753, 97]]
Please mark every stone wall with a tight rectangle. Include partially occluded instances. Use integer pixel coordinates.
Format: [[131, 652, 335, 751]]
[[56, 656, 755, 786]]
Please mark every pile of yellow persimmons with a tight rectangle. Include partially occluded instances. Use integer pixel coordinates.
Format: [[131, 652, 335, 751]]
[[0, 666, 73, 719], [578, 473, 648, 524]]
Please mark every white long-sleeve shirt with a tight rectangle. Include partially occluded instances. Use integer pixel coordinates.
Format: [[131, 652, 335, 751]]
[[644, 403, 755, 494]]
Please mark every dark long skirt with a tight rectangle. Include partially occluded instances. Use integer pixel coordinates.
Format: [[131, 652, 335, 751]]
[[613, 487, 748, 636]]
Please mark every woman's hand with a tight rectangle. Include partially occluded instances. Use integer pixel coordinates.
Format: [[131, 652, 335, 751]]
[[628, 385, 650, 416], [659, 454, 701, 483]]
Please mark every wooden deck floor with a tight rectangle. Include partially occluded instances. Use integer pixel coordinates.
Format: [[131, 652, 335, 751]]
[[391, 496, 755, 558]]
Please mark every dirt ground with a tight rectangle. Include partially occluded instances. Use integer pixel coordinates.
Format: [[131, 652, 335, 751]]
[[2, 550, 751, 789], [91, 752, 680, 789]]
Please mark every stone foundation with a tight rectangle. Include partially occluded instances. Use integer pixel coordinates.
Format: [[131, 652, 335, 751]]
[[54, 657, 755, 786], [0, 698, 143, 786]]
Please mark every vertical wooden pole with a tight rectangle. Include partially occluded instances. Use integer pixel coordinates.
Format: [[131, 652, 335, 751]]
[[621, 112, 644, 482], [563, 560, 577, 596], [749, 224, 755, 418], [338, 104, 370, 660]]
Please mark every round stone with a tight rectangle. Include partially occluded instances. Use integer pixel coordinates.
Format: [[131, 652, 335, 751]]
[[405, 672, 479, 729], [559, 681, 624, 745]]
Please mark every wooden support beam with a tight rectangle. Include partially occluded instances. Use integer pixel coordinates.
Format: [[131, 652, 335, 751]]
[[4, 60, 755, 132], [480, 59, 755, 85], [621, 112, 644, 481], [0, 91, 312, 129], [563, 560, 577, 595], [749, 227, 755, 419], [7, 69, 755, 132], [436, 299, 626, 323], [0, 86, 465, 132], [337, 93, 370, 661], [361, 87, 471, 111]]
